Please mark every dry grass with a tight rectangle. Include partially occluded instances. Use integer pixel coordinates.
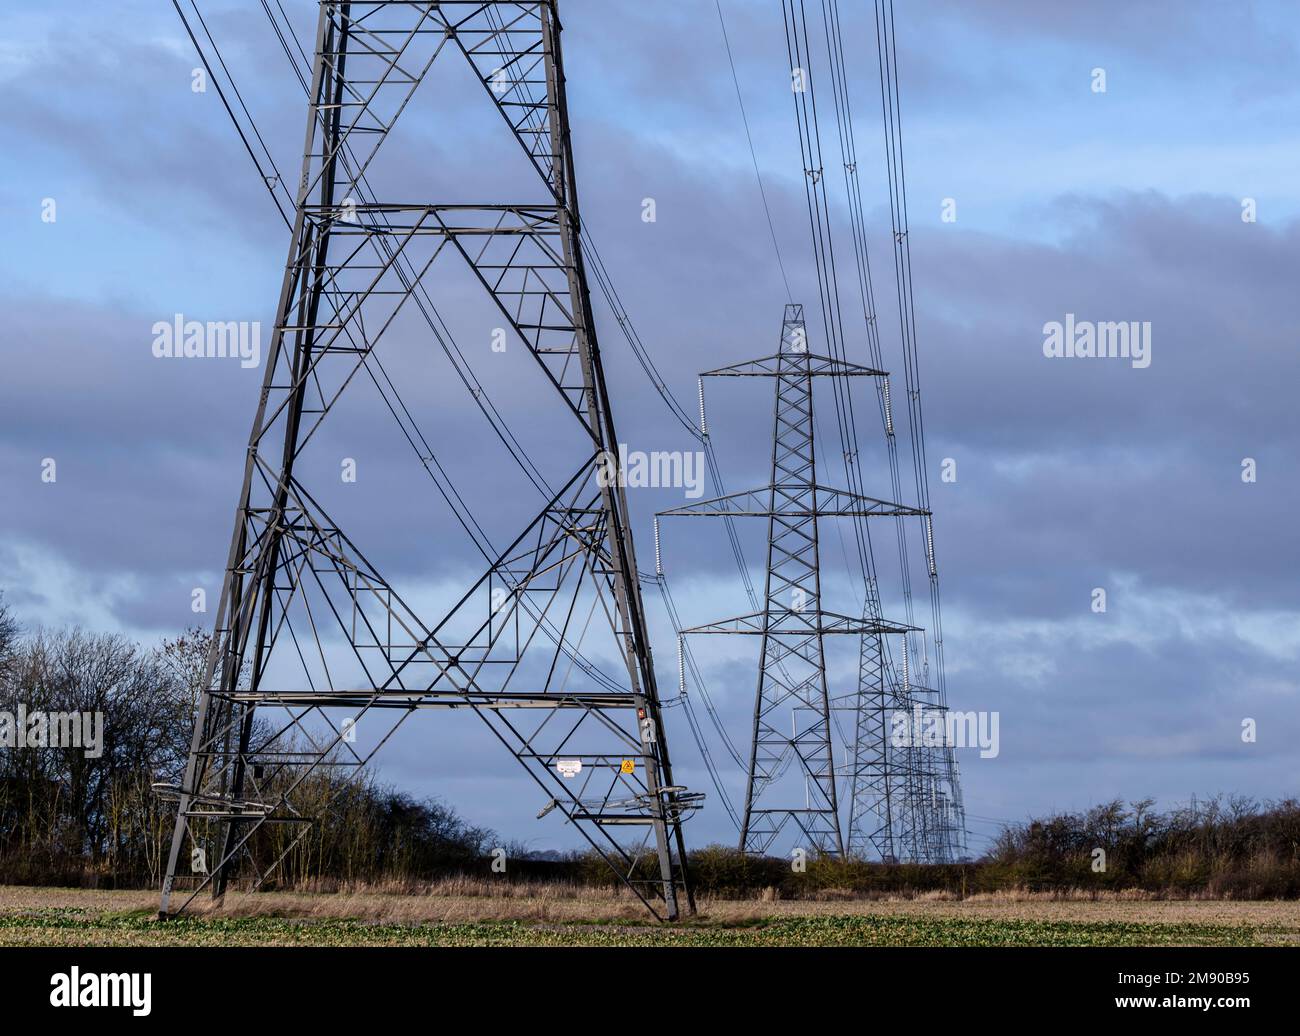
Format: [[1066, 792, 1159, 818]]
[[4, 883, 1300, 946], [4, 880, 1300, 928]]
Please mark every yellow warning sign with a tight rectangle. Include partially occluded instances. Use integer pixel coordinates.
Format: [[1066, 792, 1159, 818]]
[[620, 759, 635, 774]]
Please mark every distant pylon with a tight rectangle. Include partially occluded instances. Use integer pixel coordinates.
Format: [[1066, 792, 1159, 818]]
[[845, 629, 965, 862], [842, 605, 897, 859], [660, 304, 925, 856], [159, 0, 697, 921]]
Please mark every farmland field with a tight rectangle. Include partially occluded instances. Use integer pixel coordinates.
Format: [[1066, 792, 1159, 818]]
[[1, 885, 1298, 947]]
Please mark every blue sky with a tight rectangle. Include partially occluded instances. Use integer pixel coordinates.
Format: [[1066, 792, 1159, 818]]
[[2, 0, 1299, 857]]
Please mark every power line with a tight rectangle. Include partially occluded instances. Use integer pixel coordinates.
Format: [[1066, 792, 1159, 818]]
[[715, 0, 793, 301]]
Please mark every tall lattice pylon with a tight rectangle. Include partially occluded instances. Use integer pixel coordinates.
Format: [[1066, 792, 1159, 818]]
[[659, 305, 925, 856], [844, 629, 965, 863], [842, 538, 965, 862], [158, 0, 697, 921], [842, 610, 898, 859]]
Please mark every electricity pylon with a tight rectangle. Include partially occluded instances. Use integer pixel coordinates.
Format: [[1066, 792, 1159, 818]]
[[659, 304, 925, 856], [159, 0, 696, 921], [842, 506, 965, 861], [845, 626, 966, 863], [843, 603, 900, 859]]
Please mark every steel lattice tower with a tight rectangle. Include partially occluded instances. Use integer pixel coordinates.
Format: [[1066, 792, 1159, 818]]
[[845, 629, 965, 862], [159, 0, 696, 921], [843, 602, 900, 860], [660, 305, 925, 856], [843, 532, 965, 862]]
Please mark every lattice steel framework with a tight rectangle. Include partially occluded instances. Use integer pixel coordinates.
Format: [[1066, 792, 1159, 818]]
[[843, 511, 965, 862], [159, 0, 697, 921], [845, 632, 965, 862], [660, 305, 925, 855]]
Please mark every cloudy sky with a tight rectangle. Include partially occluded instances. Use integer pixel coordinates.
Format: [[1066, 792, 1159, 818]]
[[2, 0, 1298, 857]]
